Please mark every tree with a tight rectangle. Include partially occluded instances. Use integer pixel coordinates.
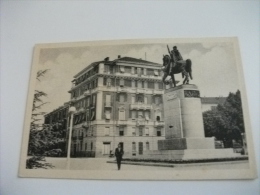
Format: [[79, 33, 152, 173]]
[[203, 90, 245, 147], [26, 69, 65, 169]]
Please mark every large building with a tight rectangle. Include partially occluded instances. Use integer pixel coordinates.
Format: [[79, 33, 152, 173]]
[[68, 56, 166, 158]]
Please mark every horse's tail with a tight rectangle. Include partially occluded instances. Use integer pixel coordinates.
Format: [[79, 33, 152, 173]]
[[186, 59, 193, 80]]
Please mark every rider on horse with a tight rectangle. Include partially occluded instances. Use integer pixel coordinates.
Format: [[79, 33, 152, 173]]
[[167, 46, 185, 74]]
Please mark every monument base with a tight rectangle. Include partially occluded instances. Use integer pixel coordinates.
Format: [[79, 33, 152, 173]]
[[158, 137, 215, 150], [142, 148, 241, 160]]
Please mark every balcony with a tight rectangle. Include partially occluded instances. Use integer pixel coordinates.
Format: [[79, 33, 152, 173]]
[[116, 120, 127, 126], [154, 121, 164, 127], [104, 101, 112, 108], [136, 88, 146, 94], [116, 86, 127, 93], [84, 89, 91, 96], [153, 89, 164, 95], [130, 103, 152, 110], [71, 98, 77, 103], [136, 120, 146, 126], [82, 122, 89, 128]]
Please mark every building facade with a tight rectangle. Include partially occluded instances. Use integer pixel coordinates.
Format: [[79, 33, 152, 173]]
[[68, 57, 166, 158], [201, 97, 226, 112]]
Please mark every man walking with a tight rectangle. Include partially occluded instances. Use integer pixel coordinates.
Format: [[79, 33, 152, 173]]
[[115, 143, 124, 170]]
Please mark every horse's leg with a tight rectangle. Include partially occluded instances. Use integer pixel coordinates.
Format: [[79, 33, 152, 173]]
[[162, 73, 168, 84], [182, 67, 189, 85], [171, 73, 176, 87]]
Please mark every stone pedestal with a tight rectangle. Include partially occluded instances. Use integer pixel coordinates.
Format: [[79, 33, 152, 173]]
[[143, 84, 241, 160], [159, 84, 215, 150]]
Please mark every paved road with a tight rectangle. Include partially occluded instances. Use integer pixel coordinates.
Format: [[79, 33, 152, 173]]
[[45, 157, 249, 171]]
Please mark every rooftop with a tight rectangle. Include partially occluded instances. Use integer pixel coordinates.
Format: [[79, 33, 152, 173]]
[[114, 56, 160, 66]]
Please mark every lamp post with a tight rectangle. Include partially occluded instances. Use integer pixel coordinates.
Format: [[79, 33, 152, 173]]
[[66, 106, 76, 170]]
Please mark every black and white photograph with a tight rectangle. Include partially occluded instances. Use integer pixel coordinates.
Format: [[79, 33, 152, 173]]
[[18, 38, 257, 180]]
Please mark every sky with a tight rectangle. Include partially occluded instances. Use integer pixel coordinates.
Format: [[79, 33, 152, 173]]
[[35, 40, 240, 118]]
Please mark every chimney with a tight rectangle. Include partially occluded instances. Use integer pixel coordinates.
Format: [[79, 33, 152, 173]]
[[104, 57, 109, 61], [118, 55, 121, 59]]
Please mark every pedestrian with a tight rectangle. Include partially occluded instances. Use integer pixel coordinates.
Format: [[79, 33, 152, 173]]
[[115, 143, 124, 170]]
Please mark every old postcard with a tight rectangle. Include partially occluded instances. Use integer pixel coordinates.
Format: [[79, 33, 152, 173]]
[[19, 37, 257, 180]]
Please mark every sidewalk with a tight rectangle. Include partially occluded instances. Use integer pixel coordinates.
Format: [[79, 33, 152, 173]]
[[44, 157, 249, 171]]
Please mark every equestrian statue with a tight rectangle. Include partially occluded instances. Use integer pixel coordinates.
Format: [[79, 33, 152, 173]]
[[162, 45, 192, 87]]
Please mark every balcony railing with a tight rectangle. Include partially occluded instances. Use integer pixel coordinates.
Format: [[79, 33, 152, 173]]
[[154, 121, 165, 127], [116, 120, 127, 126], [136, 120, 146, 126], [153, 89, 164, 95], [104, 101, 112, 107], [130, 103, 152, 110], [116, 86, 127, 93]]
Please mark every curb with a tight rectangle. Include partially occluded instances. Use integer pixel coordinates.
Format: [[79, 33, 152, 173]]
[[106, 160, 248, 168]]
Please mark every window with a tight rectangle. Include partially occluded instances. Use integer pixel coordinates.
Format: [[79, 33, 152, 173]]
[[158, 82, 163, 89], [145, 127, 149, 136], [137, 68, 142, 76], [154, 69, 159, 76], [136, 95, 143, 103], [105, 94, 111, 106], [138, 111, 143, 119], [119, 127, 124, 136], [120, 66, 125, 73], [119, 79, 124, 86], [145, 111, 150, 121], [119, 109, 125, 120], [132, 127, 136, 136], [91, 142, 93, 151], [144, 96, 148, 104], [154, 82, 159, 89], [131, 95, 135, 103], [119, 94, 125, 102], [155, 96, 161, 104], [105, 110, 111, 120], [157, 128, 161, 136], [139, 127, 143, 136], [131, 80, 135, 87], [137, 81, 142, 88], [125, 66, 131, 73], [85, 143, 87, 150], [104, 127, 110, 136], [143, 68, 147, 75], [156, 116, 161, 121], [132, 142, 136, 151], [146, 142, 150, 150], [131, 67, 135, 74], [124, 79, 131, 87], [147, 82, 154, 89], [107, 78, 111, 87], [131, 110, 136, 119]]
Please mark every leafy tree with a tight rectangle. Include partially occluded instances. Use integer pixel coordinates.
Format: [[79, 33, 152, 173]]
[[26, 69, 66, 169], [203, 90, 244, 148]]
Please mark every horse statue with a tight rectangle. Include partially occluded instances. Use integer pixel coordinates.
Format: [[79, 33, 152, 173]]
[[162, 54, 193, 87]]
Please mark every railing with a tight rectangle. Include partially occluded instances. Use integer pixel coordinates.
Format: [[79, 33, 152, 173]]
[[116, 120, 127, 126], [104, 101, 112, 107], [154, 121, 164, 127], [116, 86, 127, 93], [153, 89, 164, 95], [130, 103, 152, 110], [136, 120, 146, 126]]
